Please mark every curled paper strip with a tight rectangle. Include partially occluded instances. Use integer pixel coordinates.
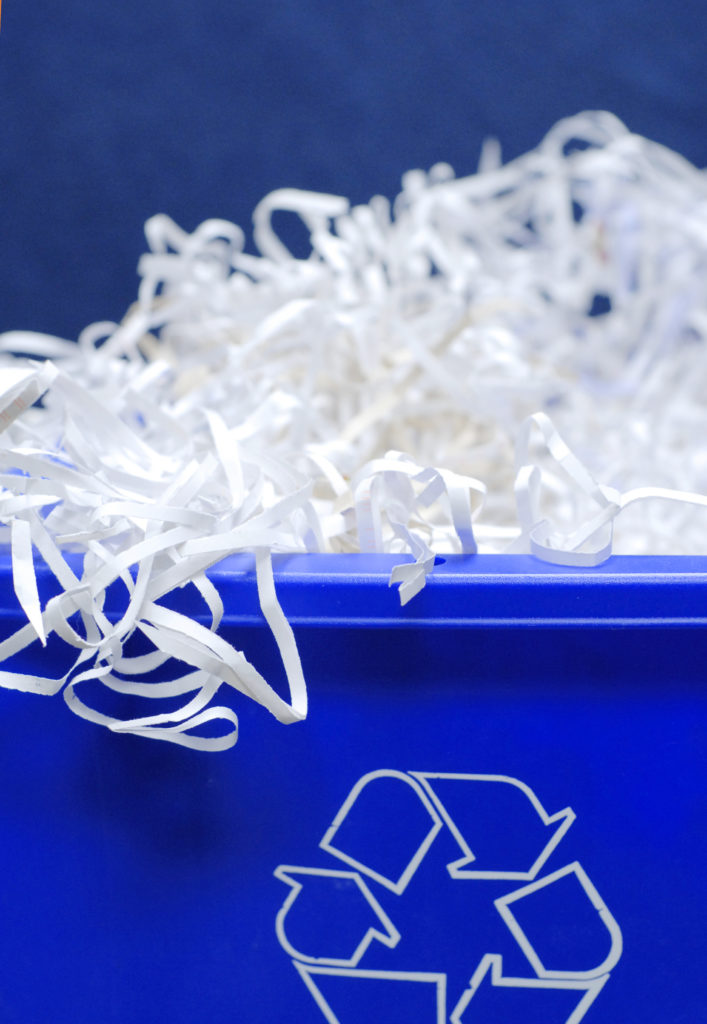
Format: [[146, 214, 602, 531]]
[[1, 111, 707, 747]]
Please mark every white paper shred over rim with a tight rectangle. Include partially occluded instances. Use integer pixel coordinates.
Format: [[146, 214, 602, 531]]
[[2, 110, 707, 749]]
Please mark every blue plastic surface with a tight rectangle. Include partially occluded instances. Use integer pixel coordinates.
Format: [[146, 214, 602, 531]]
[[0, 554, 705, 1023]]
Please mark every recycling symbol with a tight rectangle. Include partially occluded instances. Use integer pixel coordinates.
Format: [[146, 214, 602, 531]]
[[274, 770, 623, 1023]]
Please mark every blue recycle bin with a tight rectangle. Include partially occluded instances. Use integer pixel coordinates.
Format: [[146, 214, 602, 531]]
[[0, 552, 705, 1023]]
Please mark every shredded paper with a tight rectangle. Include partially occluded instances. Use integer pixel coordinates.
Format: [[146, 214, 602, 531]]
[[2, 111, 707, 749]]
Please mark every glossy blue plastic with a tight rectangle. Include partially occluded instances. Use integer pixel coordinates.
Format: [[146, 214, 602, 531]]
[[0, 554, 704, 1023]]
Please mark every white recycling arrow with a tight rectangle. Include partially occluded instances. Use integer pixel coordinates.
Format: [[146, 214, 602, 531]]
[[293, 963, 447, 1024], [494, 861, 623, 980], [411, 772, 576, 880], [274, 866, 400, 967], [320, 770, 443, 894], [450, 954, 609, 1024]]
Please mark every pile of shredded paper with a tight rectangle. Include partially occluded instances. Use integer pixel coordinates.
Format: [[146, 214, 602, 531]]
[[1, 111, 707, 749]]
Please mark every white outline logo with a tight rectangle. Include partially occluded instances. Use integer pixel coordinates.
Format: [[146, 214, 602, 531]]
[[275, 770, 623, 1023]]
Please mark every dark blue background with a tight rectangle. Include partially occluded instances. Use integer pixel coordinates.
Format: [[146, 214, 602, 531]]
[[1, 1, 706, 341]]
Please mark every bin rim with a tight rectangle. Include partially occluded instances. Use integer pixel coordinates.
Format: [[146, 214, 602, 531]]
[[2, 551, 707, 629]]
